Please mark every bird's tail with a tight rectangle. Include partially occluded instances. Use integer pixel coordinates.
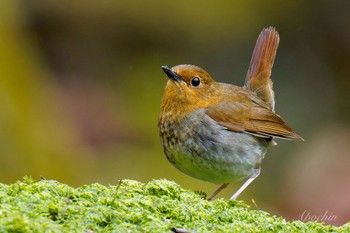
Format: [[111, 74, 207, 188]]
[[244, 27, 279, 112]]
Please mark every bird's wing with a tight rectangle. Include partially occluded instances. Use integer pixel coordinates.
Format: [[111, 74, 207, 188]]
[[205, 98, 304, 141]]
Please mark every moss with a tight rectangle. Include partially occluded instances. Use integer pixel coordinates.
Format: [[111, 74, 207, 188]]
[[0, 177, 348, 232]]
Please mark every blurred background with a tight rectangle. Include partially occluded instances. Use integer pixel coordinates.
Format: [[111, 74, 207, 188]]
[[0, 0, 349, 226]]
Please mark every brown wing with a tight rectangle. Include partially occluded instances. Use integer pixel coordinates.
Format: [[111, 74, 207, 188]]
[[205, 93, 304, 141], [244, 27, 279, 111]]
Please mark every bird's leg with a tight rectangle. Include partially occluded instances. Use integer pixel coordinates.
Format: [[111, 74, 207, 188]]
[[229, 177, 255, 200], [230, 168, 261, 200], [208, 183, 229, 200]]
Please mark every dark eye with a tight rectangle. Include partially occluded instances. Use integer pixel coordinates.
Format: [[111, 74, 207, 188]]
[[191, 77, 200, 87]]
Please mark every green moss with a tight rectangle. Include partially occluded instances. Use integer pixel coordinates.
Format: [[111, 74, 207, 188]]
[[0, 177, 348, 232]]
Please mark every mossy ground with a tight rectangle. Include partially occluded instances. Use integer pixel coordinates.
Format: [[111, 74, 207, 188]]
[[0, 177, 348, 232]]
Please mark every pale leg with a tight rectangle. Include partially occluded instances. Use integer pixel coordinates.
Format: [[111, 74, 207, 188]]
[[208, 183, 229, 200], [230, 168, 261, 200]]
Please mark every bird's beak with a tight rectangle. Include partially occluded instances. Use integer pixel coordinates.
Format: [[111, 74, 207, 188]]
[[161, 66, 182, 82]]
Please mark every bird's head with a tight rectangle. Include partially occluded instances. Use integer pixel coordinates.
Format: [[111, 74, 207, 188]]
[[161, 64, 221, 114]]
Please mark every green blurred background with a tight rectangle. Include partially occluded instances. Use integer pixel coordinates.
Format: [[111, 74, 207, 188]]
[[0, 0, 349, 226]]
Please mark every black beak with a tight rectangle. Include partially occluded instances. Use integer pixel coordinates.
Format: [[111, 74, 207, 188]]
[[161, 66, 182, 82]]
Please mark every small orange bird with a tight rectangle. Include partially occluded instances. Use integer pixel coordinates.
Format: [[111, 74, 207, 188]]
[[158, 27, 303, 200]]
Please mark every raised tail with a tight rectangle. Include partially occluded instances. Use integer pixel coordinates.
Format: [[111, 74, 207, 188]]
[[244, 27, 280, 111]]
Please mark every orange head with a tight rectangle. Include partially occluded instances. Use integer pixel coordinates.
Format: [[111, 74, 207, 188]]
[[160, 64, 221, 116]]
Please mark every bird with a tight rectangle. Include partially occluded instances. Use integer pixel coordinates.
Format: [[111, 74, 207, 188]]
[[158, 27, 303, 200]]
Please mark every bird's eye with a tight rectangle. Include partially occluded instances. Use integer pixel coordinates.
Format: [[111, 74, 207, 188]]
[[191, 77, 200, 87]]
